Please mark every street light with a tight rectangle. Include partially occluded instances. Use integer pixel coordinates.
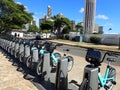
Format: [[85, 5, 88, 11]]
[[108, 28, 112, 31]]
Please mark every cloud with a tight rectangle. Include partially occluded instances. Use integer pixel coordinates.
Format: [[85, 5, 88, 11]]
[[96, 15, 109, 20], [103, 23, 112, 27], [24, 6, 29, 11], [33, 16, 40, 27], [16, 2, 22, 5], [79, 8, 84, 13]]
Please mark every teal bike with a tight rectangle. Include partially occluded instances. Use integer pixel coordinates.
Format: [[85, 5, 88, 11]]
[[80, 48, 119, 90]]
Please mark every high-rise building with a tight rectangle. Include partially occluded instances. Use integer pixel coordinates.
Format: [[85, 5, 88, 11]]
[[57, 13, 64, 18], [94, 23, 99, 33], [47, 5, 52, 18], [83, 0, 96, 34], [98, 26, 103, 33], [71, 20, 76, 30], [32, 20, 36, 25]]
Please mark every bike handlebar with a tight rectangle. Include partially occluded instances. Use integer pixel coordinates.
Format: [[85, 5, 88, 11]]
[[106, 51, 120, 56], [101, 51, 120, 63]]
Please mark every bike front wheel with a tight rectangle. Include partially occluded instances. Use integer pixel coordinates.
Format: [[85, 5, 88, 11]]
[[51, 52, 61, 67], [36, 60, 42, 75], [26, 55, 32, 68]]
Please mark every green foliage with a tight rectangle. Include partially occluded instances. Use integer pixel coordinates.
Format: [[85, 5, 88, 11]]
[[62, 27, 70, 34], [64, 34, 69, 40], [90, 36, 101, 44], [42, 29, 51, 33], [28, 24, 39, 33], [40, 20, 54, 30], [54, 17, 71, 31], [75, 22, 83, 34], [0, 0, 33, 33], [53, 16, 71, 38]]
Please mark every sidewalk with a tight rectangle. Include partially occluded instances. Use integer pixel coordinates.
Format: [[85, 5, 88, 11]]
[[56, 50, 120, 90], [49, 39, 119, 52], [0, 52, 38, 90]]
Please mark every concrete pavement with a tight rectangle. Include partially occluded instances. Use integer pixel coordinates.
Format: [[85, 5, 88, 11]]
[[66, 52, 120, 90], [0, 52, 38, 90]]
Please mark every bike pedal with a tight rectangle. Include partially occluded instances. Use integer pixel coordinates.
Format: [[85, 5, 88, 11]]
[[112, 81, 116, 85], [104, 85, 110, 89]]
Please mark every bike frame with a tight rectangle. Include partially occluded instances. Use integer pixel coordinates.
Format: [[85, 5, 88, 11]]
[[98, 65, 115, 87], [39, 48, 58, 64]]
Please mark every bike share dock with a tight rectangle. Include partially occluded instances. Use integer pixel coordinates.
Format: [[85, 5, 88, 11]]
[[0, 48, 120, 90], [0, 46, 78, 90]]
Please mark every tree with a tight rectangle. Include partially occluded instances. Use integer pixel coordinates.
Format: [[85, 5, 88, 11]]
[[53, 16, 71, 38], [28, 24, 39, 33], [75, 22, 83, 34], [98, 30, 104, 34], [0, 0, 33, 33], [62, 27, 70, 34], [40, 20, 54, 31]]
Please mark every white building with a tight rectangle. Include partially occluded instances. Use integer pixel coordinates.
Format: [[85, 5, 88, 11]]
[[11, 30, 25, 37]]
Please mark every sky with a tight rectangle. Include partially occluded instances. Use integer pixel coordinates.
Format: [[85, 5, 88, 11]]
[[15, 0, 120, 34]]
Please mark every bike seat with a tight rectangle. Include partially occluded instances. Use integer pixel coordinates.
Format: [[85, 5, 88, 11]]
[[107, 58, 116, 62]]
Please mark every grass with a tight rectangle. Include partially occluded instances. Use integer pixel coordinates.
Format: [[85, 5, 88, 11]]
[[49, 39, 120, 52]]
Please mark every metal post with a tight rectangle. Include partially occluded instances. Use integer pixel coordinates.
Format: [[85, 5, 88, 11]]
[[42, 53, 51, 81], [119, 37, 120, 50], [83, 65, 98, 90], [11, 42, 15, 55], [24, 46, 30, 64], [14, 43, 19, 58], [19, 44, 24, 54], [30, 49, 39, 69], [55, 58, 68, 90], [32, 49, 38, 62], [25, 46, 30, 58]]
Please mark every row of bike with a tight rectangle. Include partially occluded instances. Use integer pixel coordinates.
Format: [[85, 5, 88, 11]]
[[0, 36, 120, 90], [0, 37, 74, 76]]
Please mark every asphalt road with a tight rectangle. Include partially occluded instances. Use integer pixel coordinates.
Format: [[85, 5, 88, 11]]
[[55, 44, 120, 66]]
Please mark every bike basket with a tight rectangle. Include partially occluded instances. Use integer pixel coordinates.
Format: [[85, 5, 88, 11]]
[[85, 48, 101, 66]]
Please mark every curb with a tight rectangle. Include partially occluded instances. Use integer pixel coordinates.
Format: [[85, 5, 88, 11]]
[[48, 40, 120, 52]]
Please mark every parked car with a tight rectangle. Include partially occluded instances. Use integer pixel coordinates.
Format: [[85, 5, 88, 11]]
[[35, 34, 41, 40]]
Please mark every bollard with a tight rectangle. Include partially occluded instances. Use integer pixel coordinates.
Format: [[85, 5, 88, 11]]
[[23, 46, 30, 64], [14, 43, 19, 58], [55, 58, 68, 90], [42, 53, 51, 81], [25, 46, 30, 58], [29, 49, 39, 69], [32, 49, 38, 62], [119, 37, 120, 50], [19, 44, 24, 54], [11, 42, 15, 55], [19, 44, 24, 62], [82, 65, 98, 90], [8, 41, 12, 53]]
